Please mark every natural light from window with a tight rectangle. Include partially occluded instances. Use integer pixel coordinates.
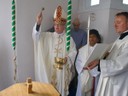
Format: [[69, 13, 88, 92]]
[[91, 0, 100, 6], [123, 0, 128, 5]]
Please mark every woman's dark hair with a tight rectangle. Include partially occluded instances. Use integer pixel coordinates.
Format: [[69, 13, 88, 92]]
[[89, 29, 101, 43]]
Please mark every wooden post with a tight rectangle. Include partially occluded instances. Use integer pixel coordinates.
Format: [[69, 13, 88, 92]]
[[26, 77, 33, 94]]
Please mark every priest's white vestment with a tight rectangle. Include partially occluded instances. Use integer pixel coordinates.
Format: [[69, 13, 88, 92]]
[[32, 24, 77, 96], [96, 35, 128, 96]]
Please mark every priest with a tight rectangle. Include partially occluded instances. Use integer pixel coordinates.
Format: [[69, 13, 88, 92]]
[[32, 6, 77, 96]]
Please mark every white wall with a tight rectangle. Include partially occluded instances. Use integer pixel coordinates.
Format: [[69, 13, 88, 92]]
[[0, 0, 14, 90], [0, 0, 78, 90], [78, 0, 128, 43], [108, 0, 128, 42], [110, 0, 128, 10], [78, 0, 111, 43], [78, 9, 111, 43]]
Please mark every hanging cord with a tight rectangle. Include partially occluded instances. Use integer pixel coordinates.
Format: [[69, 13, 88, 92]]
[[13, 51, 18, 83]]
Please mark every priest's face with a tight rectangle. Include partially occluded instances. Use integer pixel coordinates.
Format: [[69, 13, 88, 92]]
[[114, 15, 128, 34], [54, 23, 65, 34]]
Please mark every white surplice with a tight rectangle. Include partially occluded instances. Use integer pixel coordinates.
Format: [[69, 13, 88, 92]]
[[96, 35, 128, 96], [32, 24, 77, 96], [76, 45, 96, 96]]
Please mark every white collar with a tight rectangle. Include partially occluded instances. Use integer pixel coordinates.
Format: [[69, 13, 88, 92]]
[[123, 30, 128, 33], [54, 31, 65, 37]]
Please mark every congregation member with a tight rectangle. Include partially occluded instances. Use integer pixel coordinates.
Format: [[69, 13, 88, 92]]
[[71, 18, 87, 50]]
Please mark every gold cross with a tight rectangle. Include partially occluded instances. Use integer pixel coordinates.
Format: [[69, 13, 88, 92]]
[[54, 48, 62, 54]]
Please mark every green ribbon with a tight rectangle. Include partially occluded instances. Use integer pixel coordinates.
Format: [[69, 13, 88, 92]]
[[66, 0, 72, 52], [12, 0, 16, 50]]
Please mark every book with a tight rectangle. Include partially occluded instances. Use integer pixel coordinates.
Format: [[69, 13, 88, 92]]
[[84, 43, 111, 67]]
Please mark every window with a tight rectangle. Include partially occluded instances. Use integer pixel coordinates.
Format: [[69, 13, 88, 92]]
[[91, 0, 100, 6], [123, 0, 128, 5]]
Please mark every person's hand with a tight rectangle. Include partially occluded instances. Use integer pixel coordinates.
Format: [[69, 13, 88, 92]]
[[85, 59, 100, 70], [36, 11, 43, 25]]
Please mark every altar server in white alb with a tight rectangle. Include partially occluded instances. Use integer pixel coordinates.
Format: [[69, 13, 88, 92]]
[[85, 12, 128, 96], [75, 29, 101, 96], [32, 6, 77, 96]]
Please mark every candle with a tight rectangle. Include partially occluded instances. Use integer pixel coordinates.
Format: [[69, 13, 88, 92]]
[[87, 14, 91, 56], [87, 14, 90, 46]]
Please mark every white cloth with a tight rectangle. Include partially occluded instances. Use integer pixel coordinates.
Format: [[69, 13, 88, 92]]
[[76, 45, 99, 96], [32, 24, 77, 96], [89, 66, 100, 77], [95, 35, 128, 96]]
